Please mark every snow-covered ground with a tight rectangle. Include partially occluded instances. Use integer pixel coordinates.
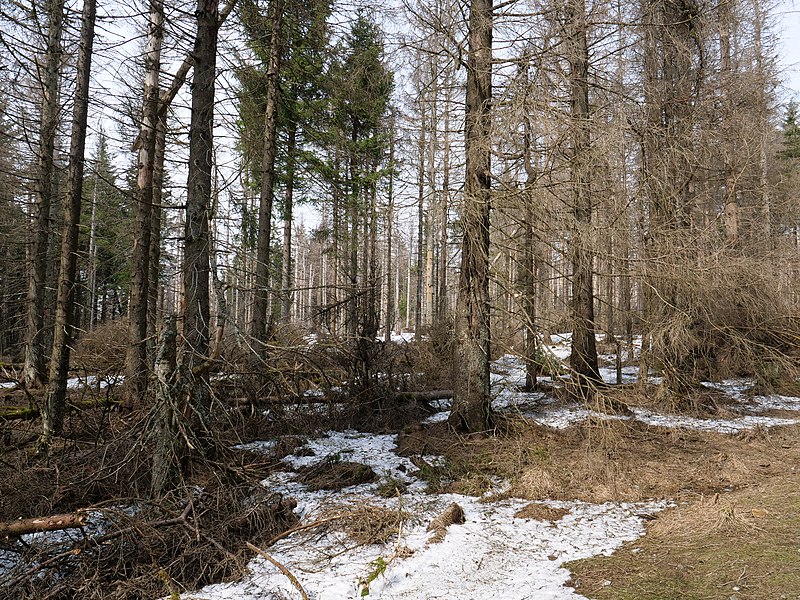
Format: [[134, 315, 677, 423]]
[[194, 343, 800, 598], [192, 430, 668, 600], [5, 334, 800, 598]]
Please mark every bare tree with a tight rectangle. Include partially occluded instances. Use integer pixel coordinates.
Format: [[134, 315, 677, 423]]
[[566, 0, 600, 389], [24, 0, 63, 389], [126, 0, 164, 408], [251, 0, 285, 343], [39, 0, 96, 450], [449, 0, 492, 432]]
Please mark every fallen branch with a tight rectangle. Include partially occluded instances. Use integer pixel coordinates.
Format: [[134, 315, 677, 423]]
[[246, 541, 309, 600], [0, 397, 121, 421], [0, 512, 87, 538], [265, 515, 346, 546], [2, 503, 192, 588]]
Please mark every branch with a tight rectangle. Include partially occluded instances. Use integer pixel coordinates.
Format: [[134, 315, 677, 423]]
[[0, 513, 87, 538], [246, 541, 310, 600]]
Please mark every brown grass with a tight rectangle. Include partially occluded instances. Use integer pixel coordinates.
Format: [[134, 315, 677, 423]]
[[316, 501, 412, 545], [567, 475, 800, 599], [397, 417, 800, 504]]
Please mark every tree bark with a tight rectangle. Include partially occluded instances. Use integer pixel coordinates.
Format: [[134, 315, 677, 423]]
[[567, 0, 600, 391], [150, 316, 180, 498], [24, 0, 63, 389], [415, 96, 425, 338], [385, 119, 395, 342], [40, 0, 96, 449], [281, 120, 296, 323], [182, 0, 219, 451], [126, 0, 164, 409], [147, 118, 167, 349], [449, 0, 493, 433], [251, 0, 285, 343], [0, 513, 86, 538]]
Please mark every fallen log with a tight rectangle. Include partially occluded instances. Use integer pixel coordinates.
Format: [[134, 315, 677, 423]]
[[0, 397, 121, 422], [253, 390, 454, 405], [394, 390, 453, 402], [0, 512, 87, 538]]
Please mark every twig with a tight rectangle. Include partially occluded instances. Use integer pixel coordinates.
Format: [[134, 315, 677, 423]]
[[265, 515, 345, 546], [246, 541, 309, 600]]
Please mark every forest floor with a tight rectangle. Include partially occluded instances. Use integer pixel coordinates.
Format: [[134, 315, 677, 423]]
[[184, 336, 800, 600], [2, 334, 800, 599]]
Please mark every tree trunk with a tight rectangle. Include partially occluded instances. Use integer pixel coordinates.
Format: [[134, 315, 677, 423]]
[[148, 118, 167, 349], [281, 120, 296, 323], [40, 0, 96, 450], [150, 316, 179, 498], [415, 98, 425, 338], [449, 0, 493, 433], [567, 0, 600, 391], [522, 99, 538, 392], [438, 86, 451, 321], [24, 0, 63, 389], [384, 121, 395, 342], [182, 0, 219, 448], [251, 0, 285, 343], [126, 0, 163, 408], [87, 161, 99, 330]]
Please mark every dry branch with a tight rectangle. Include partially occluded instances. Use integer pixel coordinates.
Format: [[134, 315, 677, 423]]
[[246, 541, 309, 600], [0, 397, 121, 421], [0, 512, 87, 538]]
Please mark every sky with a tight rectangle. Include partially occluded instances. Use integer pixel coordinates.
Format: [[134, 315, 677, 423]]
[[778, 0, 800, 99]]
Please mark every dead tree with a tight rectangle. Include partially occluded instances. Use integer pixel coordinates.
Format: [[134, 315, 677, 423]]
[[567, 0, 601, 390], [251, 0, 286, 343], [40, 0, 97, 450], [126, 0, 164, 408], [23, 0, 63, 389]]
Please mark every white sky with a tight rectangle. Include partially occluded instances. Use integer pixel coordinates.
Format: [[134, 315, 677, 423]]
[[778, 0, 800, 98]]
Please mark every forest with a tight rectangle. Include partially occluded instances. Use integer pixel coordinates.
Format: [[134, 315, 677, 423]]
[[1, 0, 800, 597]]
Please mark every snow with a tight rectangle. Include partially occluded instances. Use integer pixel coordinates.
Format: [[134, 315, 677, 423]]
[[488, 354, 800, 432], [0, 374, 124, 390], [5, 340, 800, 597], [190, 430, 668, 600]]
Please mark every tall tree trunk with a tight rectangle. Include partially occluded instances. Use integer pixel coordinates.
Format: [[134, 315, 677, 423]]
[[425, 83, 437, 326], [87, 161, 99, 331], [449, 0, 493, 433], [437, 85, 451, 321], [24, 0, 63, 389], [39, 0, 96, 450], [415, 101, 426, 337], [719, 0, 738, 245], [182, 0, 219, 451], [148, 118, 167, 347], [568, 0, 600, 390], [281, 120, 296, 324], [522, 97, 538, 391], [385, 124, 395, 342], [251, 0, 285, 343], [753, 0, 771, 244], [126, 0, 164, 408]]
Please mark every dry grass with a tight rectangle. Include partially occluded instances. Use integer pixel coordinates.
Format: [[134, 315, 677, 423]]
[[566, 475, 800, 599], [316, 501, 413, 545], [297, 460, 377, 491], [514, 503, 571, 522], [397, 417, 800, 504]]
